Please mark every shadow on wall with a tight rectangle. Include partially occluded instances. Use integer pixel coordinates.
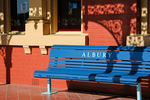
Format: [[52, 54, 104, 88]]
[[0, 35, 13, 84], [0, 46, 12, 84], [83, 0, 138, 46]]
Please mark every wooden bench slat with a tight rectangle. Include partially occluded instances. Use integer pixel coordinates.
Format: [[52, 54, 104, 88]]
[[48, 64, 150, 73], [34, 68, 146, 81], [50, 49, 150, 61], [49, 61, 150, 69], [50, 58, 150, 65], [47, 67, 147, 75], [34, 68, 148, 80], [52, 45, 150, 52]]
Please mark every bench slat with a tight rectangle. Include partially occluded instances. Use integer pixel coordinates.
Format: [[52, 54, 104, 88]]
[[50, 58, 150, 65], [50, 49, 150, 61], [46, 67, 148, 75], [34, 67, 148, 79], [34, 68, 146, 85], [49, 61, 150, 69], [48, 64, 150, 73], [52, 45, 150, 52]]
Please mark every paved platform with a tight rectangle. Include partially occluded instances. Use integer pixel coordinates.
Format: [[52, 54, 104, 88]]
[[0, 84, 149, 100]]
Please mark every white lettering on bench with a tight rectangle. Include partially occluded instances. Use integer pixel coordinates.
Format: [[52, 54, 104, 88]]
[[92, 52, 96, 57], [87, 52, 90, 57], [82, 52, 112, 58], [97, 52, 101, 57], [103, 52, 106, 58], [108, 52, 112, 58]]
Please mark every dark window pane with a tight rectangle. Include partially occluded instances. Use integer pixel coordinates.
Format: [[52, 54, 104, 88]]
[[11, 0, 29, 31], [58, 0, 81, 31]]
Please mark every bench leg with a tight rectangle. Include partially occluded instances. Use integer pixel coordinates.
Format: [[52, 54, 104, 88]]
[[42, 78, 57, 94], [137, 83, 142, 100]]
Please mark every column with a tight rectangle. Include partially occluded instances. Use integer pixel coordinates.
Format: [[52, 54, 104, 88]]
[[127, 0, 150, 46], [0, 0, 11, 34], [141, 0, 148, 35], [0, 0, 4, 34], [29, 0, 47, 19], [26, 0, 50, 35], [51, 0, 58, 34]]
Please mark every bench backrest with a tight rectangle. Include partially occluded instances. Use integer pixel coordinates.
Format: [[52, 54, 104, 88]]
[[49, 45, 150, 74]]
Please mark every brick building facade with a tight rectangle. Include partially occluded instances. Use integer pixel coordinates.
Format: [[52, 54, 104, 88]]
[[0, 0, 150, 98]]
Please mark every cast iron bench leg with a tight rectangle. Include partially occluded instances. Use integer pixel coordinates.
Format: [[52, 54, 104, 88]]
[[42, 78, 57, 94], [137, 83, 142, 100]]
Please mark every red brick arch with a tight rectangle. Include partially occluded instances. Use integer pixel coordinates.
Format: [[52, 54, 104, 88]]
[[83, 21, 118, 46]]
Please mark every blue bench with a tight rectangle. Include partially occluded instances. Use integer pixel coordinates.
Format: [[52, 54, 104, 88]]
[[33, 45, 150, 100]]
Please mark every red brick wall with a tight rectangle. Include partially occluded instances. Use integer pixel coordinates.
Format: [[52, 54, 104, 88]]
[[83, 0, 138, 46], [0, 46, 67, 89]]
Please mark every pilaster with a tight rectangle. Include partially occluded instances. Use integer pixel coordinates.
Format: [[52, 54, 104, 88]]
[[0, 0, 4, 34], [29, 0, 47, 19], [141, 0, 148, 35], [26, 0, 50, 35], [126, 0, 150, 46], [126, 34, 150, 46]]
